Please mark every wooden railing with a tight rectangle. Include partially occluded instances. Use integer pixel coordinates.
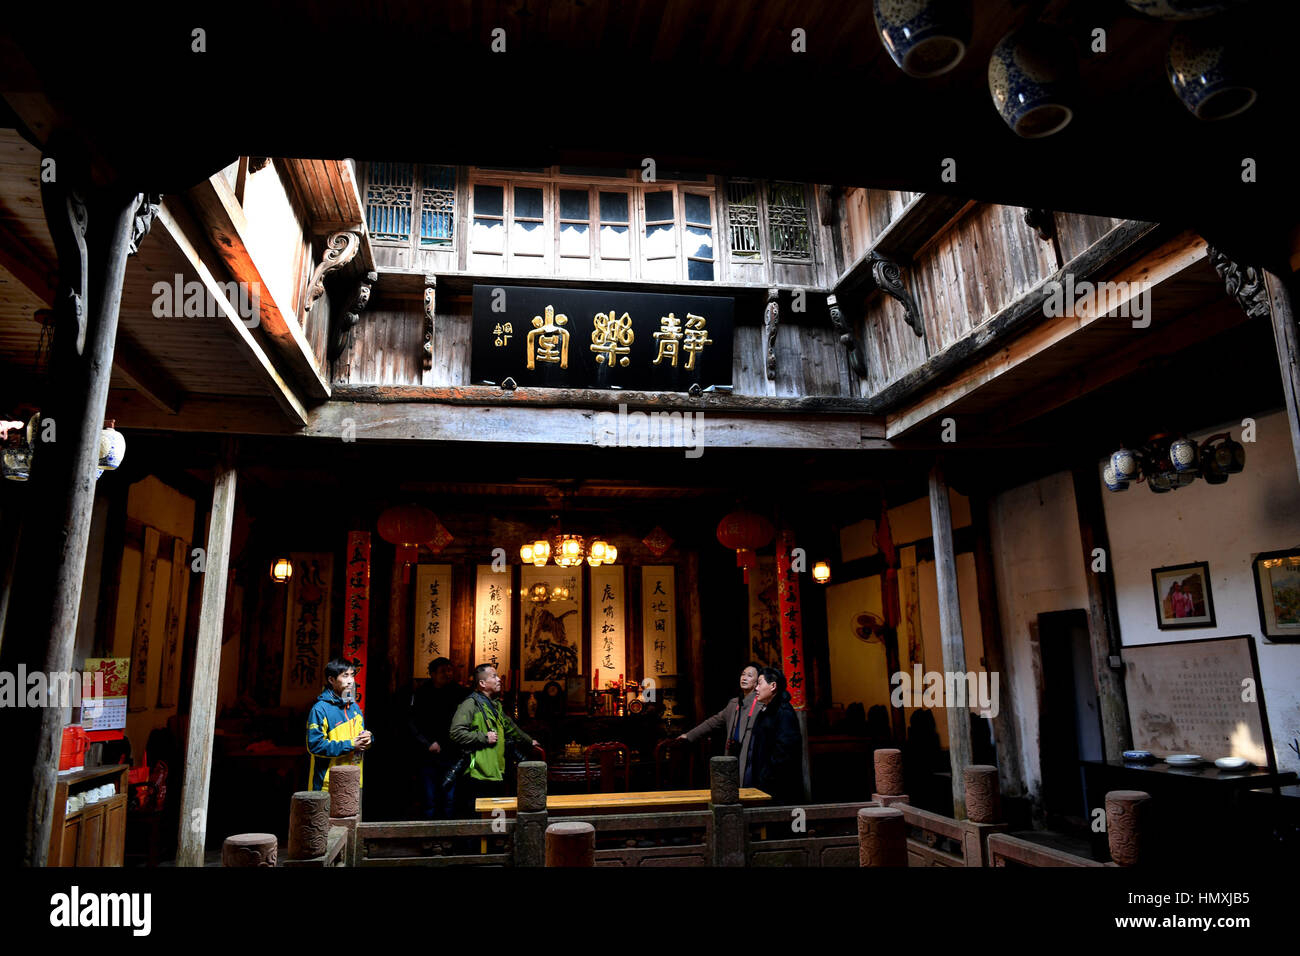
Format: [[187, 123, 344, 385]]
[[236, 752, 1151, 867]]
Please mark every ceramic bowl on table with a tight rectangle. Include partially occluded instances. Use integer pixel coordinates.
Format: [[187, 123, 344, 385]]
[[1123, 749, 1156, 763], [1214, 756, 1254, 771], [1165, 753, 1205, 766]]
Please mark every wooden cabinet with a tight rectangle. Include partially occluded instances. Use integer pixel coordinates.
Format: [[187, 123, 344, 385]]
[[47, 765, 130, 867]]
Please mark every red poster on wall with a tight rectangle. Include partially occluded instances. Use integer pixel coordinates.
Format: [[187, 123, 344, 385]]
[[344, 531, 371, 709], [776, 529, 806, 711]]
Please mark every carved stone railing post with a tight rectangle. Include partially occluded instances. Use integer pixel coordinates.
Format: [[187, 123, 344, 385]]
[[222, 833, 278, 867], [709, 756, 745, 866], [858, 806, 907, 867], [287, 790, 329, 860], [764, 288, 780, 381], [1105, 789, 1151, 867], [515, 761, 548, 867], [328, 765, 361, 865], [545, 821, 595, 866], [872, 747, 909, 807], [961, 764, 1009, 866]]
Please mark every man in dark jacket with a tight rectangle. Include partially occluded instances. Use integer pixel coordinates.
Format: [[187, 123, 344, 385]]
[[409, 657, 468, 819], [678, 662, 762, 783], [746, 667, 802, 805]]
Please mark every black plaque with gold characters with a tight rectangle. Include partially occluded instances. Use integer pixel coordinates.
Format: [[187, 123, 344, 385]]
[[471, 284, 734, 391]]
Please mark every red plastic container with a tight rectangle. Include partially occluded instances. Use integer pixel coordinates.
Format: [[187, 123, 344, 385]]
[[58, 724, 87, 773]]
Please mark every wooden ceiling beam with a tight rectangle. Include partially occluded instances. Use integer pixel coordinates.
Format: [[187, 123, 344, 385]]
[[153, 201, 310, 426], [884, 228, 1208, 439], [183, 174, 331, 402], [109, 334, 185, 415]]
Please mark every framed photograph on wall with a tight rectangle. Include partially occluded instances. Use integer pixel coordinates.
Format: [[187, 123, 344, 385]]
[[1151, 562, 1216, 630], [1251, 548, 1300, 642]]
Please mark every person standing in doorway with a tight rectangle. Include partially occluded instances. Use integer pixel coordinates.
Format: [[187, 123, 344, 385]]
[[306, 658, 371, 792]]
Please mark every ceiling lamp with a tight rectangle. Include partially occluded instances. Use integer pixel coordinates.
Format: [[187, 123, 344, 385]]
[[813, 561, 831, 584], [270, 557, 293, 583], [553, 533, 586, 568], [1104, 432, 1244, 494], [529, 582, 550, 604], [716, 508, 775, 583], [587, 538, 618, 567]]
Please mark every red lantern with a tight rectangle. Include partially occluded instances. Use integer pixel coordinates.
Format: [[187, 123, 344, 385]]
[[716, 509, 774, 583], [377, 505, 438, 582]]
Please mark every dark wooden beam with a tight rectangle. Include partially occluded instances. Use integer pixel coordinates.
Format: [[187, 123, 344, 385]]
[[1069, 460, 1132, 764], [834, 194, 972, 296], [110, 333, 184, 415], [1264, 269, 1300, 488]]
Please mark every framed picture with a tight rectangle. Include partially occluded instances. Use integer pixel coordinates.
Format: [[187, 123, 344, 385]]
[[1151, 562, 1216, 630], [1252, 548, 1300, 642]]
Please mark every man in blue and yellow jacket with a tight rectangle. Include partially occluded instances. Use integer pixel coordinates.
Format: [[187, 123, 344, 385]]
[[306, 658, 372, 792]]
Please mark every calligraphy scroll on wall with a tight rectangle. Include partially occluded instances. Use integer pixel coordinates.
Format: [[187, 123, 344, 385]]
[[776, 530, 806, 710], [747, 556, 780, 669], [343, 532, 371, 710], [641, 566, 677, 678], [414, 564, 453, 679], [474, 565, 512, 681], [128, 527, 160, 712], [281, 553, 333, 709], [520, 566, 582, 690], [590, 565, 626, 680]]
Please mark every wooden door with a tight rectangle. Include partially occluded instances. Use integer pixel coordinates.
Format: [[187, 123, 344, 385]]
[[102, 796, 127, 866], [76, 804, 106, 866], [57, 818, 80, 867]]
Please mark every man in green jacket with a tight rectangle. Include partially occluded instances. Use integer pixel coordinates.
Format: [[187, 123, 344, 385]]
[[449, 664, 540, 815]]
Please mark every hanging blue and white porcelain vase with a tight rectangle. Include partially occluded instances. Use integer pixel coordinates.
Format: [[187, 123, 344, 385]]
[[1102, 463, 1129, 492], [1111, 446, 1138, 482], [99, 420, 126, 471], [988, 24, 1077, 138], [1167, 22, 1256, 121], [873, 0, 973, 78], [1170, 436, 1199, 473]]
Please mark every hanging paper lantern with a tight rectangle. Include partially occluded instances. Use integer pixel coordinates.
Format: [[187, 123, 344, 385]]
[[377, 505, 437, 582], [716, 509, 774, 583]]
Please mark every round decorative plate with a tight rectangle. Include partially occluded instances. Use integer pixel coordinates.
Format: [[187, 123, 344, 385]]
[[1214, 756, 1253, 771], [1166, 753, 1205, 765]]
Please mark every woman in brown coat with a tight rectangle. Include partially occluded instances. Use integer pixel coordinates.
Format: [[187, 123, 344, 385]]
[[678, 662, 762, 782]]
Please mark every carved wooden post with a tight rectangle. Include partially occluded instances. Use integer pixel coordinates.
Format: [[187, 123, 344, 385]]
[[858, 806, 907, 867], [515, 761, 549, 867], [0, 180, 152, 865], [1261, 269, 1300, 488], [709, 756, 745, 866], [545, 821, 595, 867], [872, 747, 909, 807], [423, 276, 436, 371], [929, 459, 973, 818], [764, 288, 780, 381], [1105, 790, 1151, 867], [222, 833, 278, 867], [960, 763, 1009, 866]]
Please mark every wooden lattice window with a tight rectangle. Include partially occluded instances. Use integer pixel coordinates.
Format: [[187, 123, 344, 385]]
[[726, 178, 762, 261], [768, 181, 811, 260], [365, 162, 415, 242], [419, 164, 456, 247]]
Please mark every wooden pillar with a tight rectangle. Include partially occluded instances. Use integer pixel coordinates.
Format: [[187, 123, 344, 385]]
[[970, 493, 1026, 798], [1264, 270, 1300, 488], [0, 184, 146, 866], [1070, 461, 1133, 762], [928, 459, 973, 819], [176, 440, 239, 867], [684, 552, 705, 727]]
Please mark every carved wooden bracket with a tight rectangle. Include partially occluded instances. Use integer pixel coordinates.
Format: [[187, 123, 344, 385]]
[[1023, 208, 1056, 243], [304, 230, 361, 316], [328, 270, 378, 362], [1207, 246, 1270, 319], [40, 173, 89, 355], [870, 253, 924, 338], [129, 194, 162, 257], [764, 288, 780, 381], [423, 275, 436, 371], [827, 293, 867, 379]]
